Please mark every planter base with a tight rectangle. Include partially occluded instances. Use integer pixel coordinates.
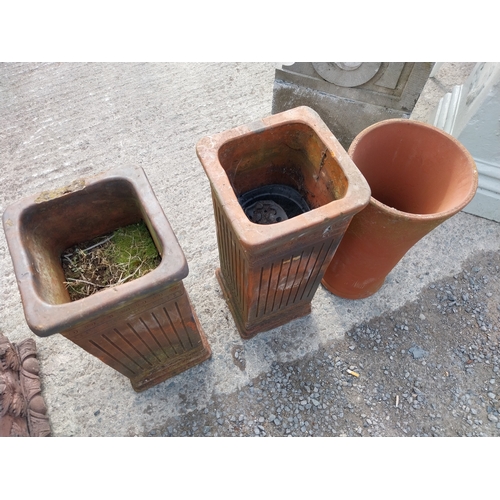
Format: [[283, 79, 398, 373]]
[[0, 334, 51, 436], [216, 268, 311, 339]]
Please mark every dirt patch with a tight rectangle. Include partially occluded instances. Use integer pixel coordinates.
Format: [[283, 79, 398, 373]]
[[61, 221, 160, 301]]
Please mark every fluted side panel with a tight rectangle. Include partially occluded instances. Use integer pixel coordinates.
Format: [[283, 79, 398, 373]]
[[211, 190, 352, 337], [251, 238, 337, 320], [63, 283, 203, 379], [213, 196, 246, 315]]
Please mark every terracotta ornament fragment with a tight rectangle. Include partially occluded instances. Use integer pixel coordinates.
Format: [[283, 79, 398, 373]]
[[0, 333, 50, 437]]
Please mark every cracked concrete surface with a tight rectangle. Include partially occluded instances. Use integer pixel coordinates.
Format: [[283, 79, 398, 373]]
[[1, 62, 498, 436]]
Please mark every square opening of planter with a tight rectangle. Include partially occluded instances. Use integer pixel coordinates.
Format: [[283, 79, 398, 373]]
[[197, 106, 371, 338], [198, 106, 371, 253], [3, 165, 188, 337], [220, 118, 348, 218]]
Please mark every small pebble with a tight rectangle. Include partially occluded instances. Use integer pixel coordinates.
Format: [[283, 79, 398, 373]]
[[409, 346, 427, 359]]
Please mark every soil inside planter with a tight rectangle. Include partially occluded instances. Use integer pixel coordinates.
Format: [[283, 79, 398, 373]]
[[61, 221, 161, 301]]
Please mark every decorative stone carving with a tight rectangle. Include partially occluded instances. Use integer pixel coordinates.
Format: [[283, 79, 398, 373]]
[[272, 62, 433, 149], [0, 333, 50, 437], [312, 62, 382, 87], [431, 62, 500, 222]]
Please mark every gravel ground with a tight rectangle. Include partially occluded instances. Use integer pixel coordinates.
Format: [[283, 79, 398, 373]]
[[146, 249, 500, 437]]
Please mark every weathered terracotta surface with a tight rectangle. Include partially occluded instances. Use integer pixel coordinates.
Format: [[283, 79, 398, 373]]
[[0, 333, 51, 437], [2, 166, 211, 391], [197, 106, 371, 338], [322, 119, 478, 299], [62, 281, 211, 392]]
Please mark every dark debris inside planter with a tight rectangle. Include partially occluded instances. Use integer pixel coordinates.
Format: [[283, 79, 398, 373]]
[[61, 221, 161, 301]]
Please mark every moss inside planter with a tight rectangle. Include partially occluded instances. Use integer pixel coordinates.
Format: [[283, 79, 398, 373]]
[[61, 221, 161, 301]]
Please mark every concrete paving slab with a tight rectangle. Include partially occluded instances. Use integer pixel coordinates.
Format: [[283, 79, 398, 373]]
[[1, 62, 498, 436]]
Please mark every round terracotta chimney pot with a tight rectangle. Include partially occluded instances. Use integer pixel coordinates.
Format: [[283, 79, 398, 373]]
[[322, 119, 478, 299]]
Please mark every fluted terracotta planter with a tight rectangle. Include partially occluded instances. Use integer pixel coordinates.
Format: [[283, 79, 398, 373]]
[[196, 106, 371, 338], [2, 166, 211, 392], [322, 119, 478, 299]]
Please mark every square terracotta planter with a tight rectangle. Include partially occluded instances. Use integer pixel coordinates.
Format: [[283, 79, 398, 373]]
[[196, 106, 371, 339], [2, 166, 211, 392]]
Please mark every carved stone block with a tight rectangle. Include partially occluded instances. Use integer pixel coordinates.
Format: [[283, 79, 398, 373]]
[[272, 62, 433, 149]]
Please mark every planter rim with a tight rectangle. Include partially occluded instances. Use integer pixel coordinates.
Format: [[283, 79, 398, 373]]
[[2, 165, 188, 337], [196, 106, 371, 249], [348, 118, 479, 221]]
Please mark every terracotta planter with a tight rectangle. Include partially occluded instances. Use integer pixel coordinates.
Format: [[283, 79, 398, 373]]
[[2, 166, 211, 392], [196, 106, 371, 338], [322, 119, 478, 299]]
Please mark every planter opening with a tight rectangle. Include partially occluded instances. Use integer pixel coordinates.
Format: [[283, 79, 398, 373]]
[[350, 122, 476, 215], [238, 184, 310, 224], [218, 121, 349, 211], [16, 176, 160, 307], [62, 220, 161, 301]]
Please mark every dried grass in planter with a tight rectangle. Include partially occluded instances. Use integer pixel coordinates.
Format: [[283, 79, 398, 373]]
[[61, 221, 161, 301]]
